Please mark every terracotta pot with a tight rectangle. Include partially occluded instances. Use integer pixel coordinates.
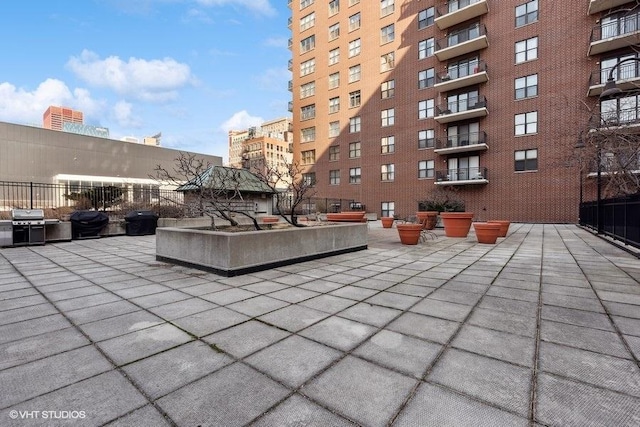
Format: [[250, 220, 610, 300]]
[[488, 220, 510, 237], [416, 211, 438, 230], [396, 223, 422, 245], [381, 217, 394, 228], [473, 222, 501, 244], [440, 212, 474, 238]]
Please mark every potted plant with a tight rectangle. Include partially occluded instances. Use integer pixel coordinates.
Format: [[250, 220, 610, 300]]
[[396, 222, 422, 245], [418, 188, 468, 234], [473, 222, 501, 244], [488, 220, 510, 237], [381, 216, 394, 228]]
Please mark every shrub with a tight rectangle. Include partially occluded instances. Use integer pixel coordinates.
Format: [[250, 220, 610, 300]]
[[418, 188, 465, 212]]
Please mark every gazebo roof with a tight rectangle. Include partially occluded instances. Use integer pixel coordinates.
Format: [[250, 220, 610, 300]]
[[176, 166, 274, 194]]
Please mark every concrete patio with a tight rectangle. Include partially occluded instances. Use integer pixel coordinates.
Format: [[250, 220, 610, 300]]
[[1, 222, 639, 426]]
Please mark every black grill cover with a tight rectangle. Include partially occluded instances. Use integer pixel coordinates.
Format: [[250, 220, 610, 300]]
[[124, 210, 159, 236], [70, 211, 109, 239]]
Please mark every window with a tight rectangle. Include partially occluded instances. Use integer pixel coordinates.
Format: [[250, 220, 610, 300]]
[[349, 142, 361, 158], [329, 23, 340, 41], [515, 74, 538, 99], [601, 54, 640, 83], [329, 145, 340, 161], [381, 24, 395, 44], [515, 149, 538, 171], [349, 90, 361, 108], [419, 99, 435, 119], [381, 108, 395, 126], [418, 160, 435, 178], [418, 129, 435, 149], [418, 7, 435, 29], [350, 116, 361, 133], [515, 37, 538, 63], [329, 121, 340, 137], [381, 202, 394, 218], [381, 80, 395, 99], [329, 72, 340, 89], [301, 149, 316, 164], [381, 136, 395, 153], [301, 35, 315, 53], [447, 90, 479, 113], [601, 94, 640, 125], [381, 52, 395, 72], [300, 81, 315, 98], [349, 0, 360, 5], [418, 38, 435, 59], [329, 97, 340, 114], [349, 64, 361, 83], [516, 0, 538, 27], [349, 167, 362, 184], [329, 0, 340, 15], [300, 0, 314, 9], [301, 104, 316, 120], [349, 38, 361, 57], [303, 172, 316, 186], [300, 13, 315, 31], [329, 48, 340, 65], [418, 68, 435, 89], [448, 122, 480, 146], [330, 170, 340, 185], [301, 127, 316, 143], [349, 13, 361, 31], [381, 0, 395, 17], [300, 58, 315, 76], [381, 164, 395, 181], [515, 111, 538, 135]]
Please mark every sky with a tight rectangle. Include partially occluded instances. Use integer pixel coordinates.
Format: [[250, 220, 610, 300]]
[[0, 0, 292, 161]]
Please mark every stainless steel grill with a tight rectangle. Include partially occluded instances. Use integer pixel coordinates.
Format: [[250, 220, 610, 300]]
[[11, 209, 45, 245]]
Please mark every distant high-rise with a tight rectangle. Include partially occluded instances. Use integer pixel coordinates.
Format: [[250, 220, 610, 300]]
[[43, 106, 83, 131]]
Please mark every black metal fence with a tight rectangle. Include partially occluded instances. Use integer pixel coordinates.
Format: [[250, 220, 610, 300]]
[[272, 196, 357, 215], [580, 193, 640, 249]]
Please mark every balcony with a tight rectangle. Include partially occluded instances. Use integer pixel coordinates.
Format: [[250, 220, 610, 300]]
[[435, 0, 489, 30], [288, 80, 293, 92], [435, 96, 488, 124], [435, 167, 488, 186], [434, 131, 488, 155], [589, 106, 640, 129], [589, 14, 640, 56], [288, 101, 293, 113], [587, 63, 640, 97], [435, 61, 488, 92], [288, 59, 293, 71], [435, 24, 488, 61], [588, 0, 631, 15]]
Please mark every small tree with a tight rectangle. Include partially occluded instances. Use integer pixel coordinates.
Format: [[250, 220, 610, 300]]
[[417, 187, 465, 213]]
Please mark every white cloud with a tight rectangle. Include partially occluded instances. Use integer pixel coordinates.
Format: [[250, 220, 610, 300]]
[[112, 100, 142, 128], [219, 110, 263, 132], [254, 67, 289, 91], [66, 50, 194, 102], [195, 0, 276, 16], [262, 37, 288, 49]]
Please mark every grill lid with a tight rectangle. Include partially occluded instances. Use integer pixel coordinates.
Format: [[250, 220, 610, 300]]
[[11, 209, 45, 220]]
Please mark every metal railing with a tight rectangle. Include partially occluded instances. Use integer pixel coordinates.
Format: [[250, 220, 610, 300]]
[[580, 193, 640, 249], [436, 167, 488, 182]]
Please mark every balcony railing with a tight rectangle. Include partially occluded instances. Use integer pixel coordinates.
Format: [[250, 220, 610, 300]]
[[587, 62, 640, 97], [435, 167, 488, 185], [435, 0, 488, 30], [435, 60, 488, 92], [590, 106, 640, 128], [589, 13, 640, 55], [435, 24, 488, 61], [435, 96, 488, 124], [434, 131, 488, 154]]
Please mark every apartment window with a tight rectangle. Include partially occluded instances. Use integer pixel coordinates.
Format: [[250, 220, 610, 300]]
[[515, 111, 538, 135], [329, 121, 340, 137], [300, 58, 315, 76], [418, 160, 435, 178], [349, 0, 360, 5], [418, 7, 435, 29], [381, 202, 394, 217], [381, 24, 395, 44], [329, 145, 340, 161], [381, 164, 395, 181], [330, 170, 340, 185], [447, 90, 479, 113], [301, 104, 316, 120], [447, 57, 479, 79], [301, 126, 316, 143], [418, 129, 435, 149], [516, 0, 538, 27], [349, 64, 361, 83], [349, 13, 361, 31], [381, 136, 395, 153], [419, 99, 435, 119], [329, 23, 340, 41], [418, 38, 435, 59], [349, 90, 361, 108], [301, 149, 316, 164], [329, 97, 340, 114], [350, 116, 361, 133], [515, 37, 538, 63], [301, 35, 315, 53], [300, 0, 314, 9], [329, 72, 340, 89], [381, 0, 395, 17], [303, 172, 316, 186], [515, 149, 538, 171], [515, 74, 538, 99], [381, 52, 395, 72], [381, 108, 395, 126], [300, 13, 315, 31], [329, 48, 340, 65], [418, 68, 435, 89], [300, 81, 315, 98], [349, 167, 362, 184], [329, 0, 340, 16], [349, 38, 361, 57], [448, 122, 480, 146], [349, 141, 361, 158], [381, 80, 395, 99]]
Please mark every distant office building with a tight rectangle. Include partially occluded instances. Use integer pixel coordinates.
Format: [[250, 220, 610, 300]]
[[43, 106, 83, 131], [143, 133, 162, 146], [63, 123, 110, 138], [227, 117, 293, 169]]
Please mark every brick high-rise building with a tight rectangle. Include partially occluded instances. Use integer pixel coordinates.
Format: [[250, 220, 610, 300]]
[[288, 0, 634, 223], [43, 106, 84, 131]]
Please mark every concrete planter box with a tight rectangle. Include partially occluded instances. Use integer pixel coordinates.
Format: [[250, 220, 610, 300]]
[[156, 223, 368, 276]]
